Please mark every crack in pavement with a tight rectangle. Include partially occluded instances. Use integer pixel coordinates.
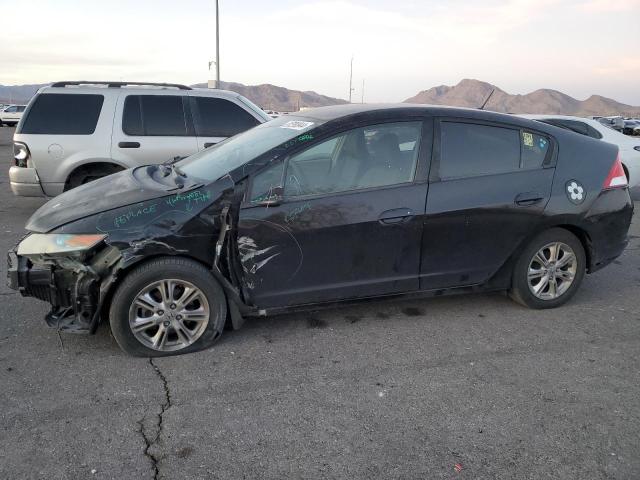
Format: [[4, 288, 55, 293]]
[[137, 358, 172, 480]]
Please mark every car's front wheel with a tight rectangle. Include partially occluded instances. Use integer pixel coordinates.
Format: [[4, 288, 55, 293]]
[[109, 257, 227, 357], [510, 228, 586, 309]]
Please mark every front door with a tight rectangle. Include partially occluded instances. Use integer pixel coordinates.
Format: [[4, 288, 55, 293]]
[[420, 118, 556, 290], [237, 120, 430, 309]]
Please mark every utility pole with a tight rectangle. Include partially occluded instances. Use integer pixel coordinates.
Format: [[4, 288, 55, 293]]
[[215, 0, 220, 88], [361, 79, 365, 104], [348, 56, 354, 103]]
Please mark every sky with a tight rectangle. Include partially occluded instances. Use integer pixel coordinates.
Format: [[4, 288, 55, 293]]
[[2, 0, 640, 105]]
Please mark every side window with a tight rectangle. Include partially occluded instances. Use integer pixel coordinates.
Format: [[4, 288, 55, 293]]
[[123, 95, 188, 136], [586, 124, 603, 139], [439, 122, 520, 179], [557, 120, 589, 136], [191, 97, 259, 137], [284, 122, 422, 197], [6, 106, 17, 112], [19, 94, 104, 135], [249, 161, 284, 203], [17, 106, 26, 112], [521, 131, 550, 169]]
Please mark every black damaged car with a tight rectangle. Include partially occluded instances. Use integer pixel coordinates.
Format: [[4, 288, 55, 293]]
[[8, 104, 634, 356]]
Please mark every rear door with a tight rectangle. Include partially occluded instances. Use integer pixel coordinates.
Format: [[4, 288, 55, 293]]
[[188, 94, 261, 150], [111, 92, 198, 166], [237, 119, 431, 308], [420, 118, 555, 290]]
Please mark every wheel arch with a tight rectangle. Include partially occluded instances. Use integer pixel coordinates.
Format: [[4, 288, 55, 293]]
[[97, 251, 250, 330], [99, 253, 216, 324], [489, 222, 594, 290], [64, 161, 126, 191]]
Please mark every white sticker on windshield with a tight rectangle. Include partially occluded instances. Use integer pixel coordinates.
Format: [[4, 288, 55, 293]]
[[280, 120, 314, 130]]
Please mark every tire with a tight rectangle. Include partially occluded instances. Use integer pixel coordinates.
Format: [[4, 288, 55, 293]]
[[109, 257, 227, 357], [509, 228, 586, 309]]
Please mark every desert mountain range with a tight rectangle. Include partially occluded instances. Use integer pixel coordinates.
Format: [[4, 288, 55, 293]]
[[404, 79, 640, 117], [1, 79, 638, 117]]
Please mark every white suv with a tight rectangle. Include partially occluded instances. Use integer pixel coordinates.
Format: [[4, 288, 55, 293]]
[[10, 81, 271, 197], [0, 104, 27, 126]]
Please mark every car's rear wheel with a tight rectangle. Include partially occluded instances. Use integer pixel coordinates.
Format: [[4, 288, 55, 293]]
[[109, 257, 227, 357], [510, 228, 586, 309]]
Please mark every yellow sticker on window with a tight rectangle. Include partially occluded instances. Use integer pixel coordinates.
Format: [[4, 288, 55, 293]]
[[523, 132, 534, 147]]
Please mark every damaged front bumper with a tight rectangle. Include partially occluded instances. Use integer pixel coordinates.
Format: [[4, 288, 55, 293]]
[[7, 244, 122, 334]]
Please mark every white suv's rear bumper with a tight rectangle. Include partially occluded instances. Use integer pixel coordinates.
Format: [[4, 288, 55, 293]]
[[9, 166, 45, 197]]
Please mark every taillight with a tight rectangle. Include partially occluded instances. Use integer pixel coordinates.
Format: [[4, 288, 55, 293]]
[[603, 154, 628, 190], [13, 142, 30, 167]]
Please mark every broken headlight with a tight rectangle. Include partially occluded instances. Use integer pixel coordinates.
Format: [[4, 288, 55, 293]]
[[17, 234, 107, 257]]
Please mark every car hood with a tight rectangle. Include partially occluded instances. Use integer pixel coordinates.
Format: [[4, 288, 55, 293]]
[[26, 166, 204, 233]]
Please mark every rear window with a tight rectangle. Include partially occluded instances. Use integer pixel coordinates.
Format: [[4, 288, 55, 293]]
[[439, 122, 521, 179], [190, 97, 259, 137], [123, 95, 189, 136], [20, 94, 104, 135]]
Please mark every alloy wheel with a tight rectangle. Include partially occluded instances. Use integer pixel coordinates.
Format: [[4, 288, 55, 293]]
[[527, 242, 578, 300], [128, 279, 210, 352]]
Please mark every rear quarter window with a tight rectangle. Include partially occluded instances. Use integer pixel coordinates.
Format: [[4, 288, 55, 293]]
[[20, 93, 104, 135], [521, 131, 550, 169]]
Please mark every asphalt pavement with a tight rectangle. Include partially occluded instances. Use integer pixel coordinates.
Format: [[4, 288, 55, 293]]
[[1, 125, 639, 479]]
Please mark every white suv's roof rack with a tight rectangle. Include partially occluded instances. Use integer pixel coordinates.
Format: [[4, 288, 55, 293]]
[[50, 81, 192, 90]]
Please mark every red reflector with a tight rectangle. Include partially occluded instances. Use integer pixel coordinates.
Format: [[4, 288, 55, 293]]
[[603, 154, 628, 190]]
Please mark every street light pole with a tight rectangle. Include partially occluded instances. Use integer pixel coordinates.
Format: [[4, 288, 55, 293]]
[[348, 56, 354, 103], [215, 0, 220, 88]]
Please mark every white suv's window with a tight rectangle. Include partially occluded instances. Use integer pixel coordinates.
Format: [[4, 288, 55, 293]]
[[19, 94, 104, 135], [190, 97, 259, 137], [122, 95, 189, 136]]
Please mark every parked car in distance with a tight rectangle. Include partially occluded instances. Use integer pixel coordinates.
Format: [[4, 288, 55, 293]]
[[0, 104, 26, 126], [521, 114, 640, 188], [8, 104, 634, 356], [9, 81, 271, 197], [622, 119, 640, 136], [595, 116, 625, 132]]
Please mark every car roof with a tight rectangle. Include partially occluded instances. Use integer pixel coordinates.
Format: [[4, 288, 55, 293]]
[[38, 84, 247, 101], [292, 103, 544, 129]]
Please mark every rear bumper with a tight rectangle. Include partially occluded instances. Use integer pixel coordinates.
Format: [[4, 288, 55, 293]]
[[9, 166, 45, 197], [584, 188, 634, 273]]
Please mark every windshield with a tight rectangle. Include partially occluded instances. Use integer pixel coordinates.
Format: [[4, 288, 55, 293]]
[[177, 116, 321, 182]]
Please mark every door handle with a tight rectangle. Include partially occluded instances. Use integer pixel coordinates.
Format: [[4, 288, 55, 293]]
[[379, 208, 414, 225], [515, 192, 544, 206], [118, 141, 140, 148], [204, 142, 217, 148]]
